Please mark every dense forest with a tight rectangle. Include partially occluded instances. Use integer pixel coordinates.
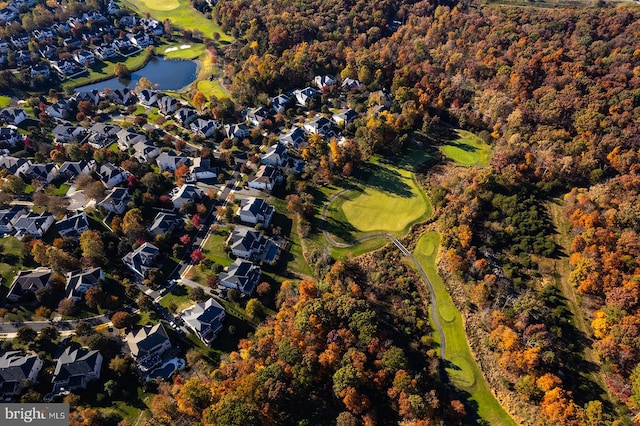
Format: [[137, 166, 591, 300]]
[[170, 0, 640, 423], [145, 253, 466, 425]]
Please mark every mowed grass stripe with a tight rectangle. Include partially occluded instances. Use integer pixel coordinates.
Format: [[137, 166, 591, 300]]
[[441, 129, 492, 167], [414, 232, 515, 426]]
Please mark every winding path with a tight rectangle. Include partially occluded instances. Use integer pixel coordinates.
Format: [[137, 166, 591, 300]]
[[322, 188, 446, 359]]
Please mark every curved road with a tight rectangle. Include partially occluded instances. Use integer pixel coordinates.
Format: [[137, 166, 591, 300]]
[[322, 188, 446, 359]]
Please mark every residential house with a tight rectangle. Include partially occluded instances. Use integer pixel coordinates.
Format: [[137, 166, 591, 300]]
[[341, 77, 361, 89], [271, 94, 290, 114], [98, 163, 128, 188], [0, 206, 28, 234], [51, 60, 83, 78], [0, 351, 43, 397], [158, 96, 179, 116], [9, 33, 29, 49], [65, 267, 103, 301], [0, 40, 8, 54], [117, 128, 147, 150], [15, 50, 34, 67], [248, 165, 282, 192], [174, 107, 198, 127], [0, 127, 22, 147], [314, 74, 337, 90], [74, 90, 101, 105], [114, 39, 136, 56], [123, 242, 161, 278], [107, 88, 136, 106], [279, 127, 307, 148], [187, 157, 217, 182], [226, 227, 266, 260], [56, 212, 89, 239], [0, 155, 31, 175], [138, 89, 161, 107], [219, 259, 261, 296], [261, 143, 288, 167], [119, 15, 136, 27], [156, 150, 188, 172], [52, 347, 102, 394], [238, 197, 274, 227], [223, 123, 250, 140], [293, 87, 319, 107], [127, 32, 151, 48], [88, 123, 121, 148], [189, 118, 219, 138], [0, 108, 27, 125], [93, 44, 117, 61], [97, 187, 130, 214], [304, 115, 333, 135], [148, 212, 184, 238], [170, 184, 204, 210], [246, 106, 270, 127], [106, 1, 119, 14], [47, 100, 75, 120], [73, 50, 95, 67], [332, 108, 358, 127], [12, 212, 54, 239], [58, 160, 94, 181], [52, 125, 86, 143], [63, 38, 82, 49], [181, 298, 225, 345], [39, 45, 57, 60], [140, 18, 164, 36], [133, 141, 160, 163], [30, 64, 51, 79], [24, 163, 58, 184], [0, 8, 17, 23], [6, 268, 51, 303], [126, 323, 171, 372]]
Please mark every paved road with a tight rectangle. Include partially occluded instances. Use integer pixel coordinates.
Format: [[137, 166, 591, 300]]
[[322, 187, 446, 359]]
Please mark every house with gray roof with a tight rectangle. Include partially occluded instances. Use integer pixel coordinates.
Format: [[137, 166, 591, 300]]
[[12, 212, 54, 240], [156, 150, 188, 172], [238, 197, 274, 227], [225, 227, 266, 260], [53, 125, 87, 143], [52, 347, 102, 394], [187, 157, 217, 182], [261, 143, 289, 167], [223, 123, 250, 140], [58, 160, 94, 181], [98, 163, 128, 188], [0, 108, 27, 125], [0, 351, 42, 397], [148, 212, 184, 237], [271, 94, 290, 114], [279, 127, 307, 148], [6, 268, 51, 303], [56, 212, 89, 239], [189, 118, 219, 138], [126, 323, 171, 372], [123, 242, 161, 279], [0, 127, 22, 147], [170, 184, 204, 210], [97, 187, 130, 214], [180, 298, 225, 345], [219, 259, 261, 296], [0, 155, 31, 175], [24, 163, 58, 184], [0, 206, 28, 234], [65, 268, 103, 301]]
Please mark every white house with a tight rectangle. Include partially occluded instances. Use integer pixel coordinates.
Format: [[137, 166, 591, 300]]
[[261, 143, 288, 167], [238, 197, 274, 227], [0, 351, 43, 397], [181, 298, 226, 345], [314, 74, 337, 90], [98, 163, 128, 188]]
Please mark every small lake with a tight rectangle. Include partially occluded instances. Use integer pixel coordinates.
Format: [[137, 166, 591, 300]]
[[75, 57, 197, 92]]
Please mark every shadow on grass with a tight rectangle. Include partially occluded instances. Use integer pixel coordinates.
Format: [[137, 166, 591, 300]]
[[363, 163, 413, 198], [444, 140, 479, 153]]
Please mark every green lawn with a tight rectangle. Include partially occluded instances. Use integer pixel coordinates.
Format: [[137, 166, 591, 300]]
[[413, 232, 515, 426], [325, 144, 433, 244], [197, 79, 228, 99], [119, 0, 232, 43], [61, 50, 152, 90], [159, 285, 193, 312], [440, 129, 492, 167], [0, 96, 11, 107], [200, 227, 232, 266], [0, 237, 24, 287]]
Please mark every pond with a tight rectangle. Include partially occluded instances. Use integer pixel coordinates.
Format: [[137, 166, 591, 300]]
[[76, 57, 197, 92]]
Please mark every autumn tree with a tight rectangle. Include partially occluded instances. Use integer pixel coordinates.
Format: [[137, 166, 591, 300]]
[[80, 229, 105, 264], [111, 311, 132, 329]]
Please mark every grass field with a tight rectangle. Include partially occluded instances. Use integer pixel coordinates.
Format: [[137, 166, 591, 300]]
[[441, 129, 492, 167], [0, 95, 10, 107], [0, 237, 24, 287], [197, 79, 228, 99], [325, 144, 433, 245], [414, 232, 515, 426], [162, 42, 205, 60], [120, 0, 232, 43]]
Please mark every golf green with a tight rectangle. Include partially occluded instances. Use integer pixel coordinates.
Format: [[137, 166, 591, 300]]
[[441, 129, 492, 167]]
